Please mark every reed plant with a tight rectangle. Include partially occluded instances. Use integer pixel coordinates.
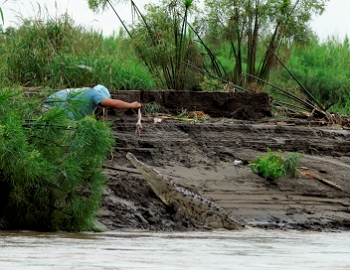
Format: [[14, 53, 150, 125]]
[[126, 0, 206, 90], [0, 5, 3, 26]]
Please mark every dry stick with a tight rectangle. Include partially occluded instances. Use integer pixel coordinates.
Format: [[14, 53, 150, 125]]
[[102, 165, 140, 174], [135, 108, 143, 137], [298, 170, 344, 192], [313, 175, 344, 192]]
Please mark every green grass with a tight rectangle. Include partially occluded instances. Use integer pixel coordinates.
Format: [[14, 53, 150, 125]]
[[330, 100, 350, 115], [269, 34, 350, 115], [0, 12, 156, 90]]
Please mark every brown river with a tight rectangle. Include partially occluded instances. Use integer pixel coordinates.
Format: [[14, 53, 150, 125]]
[[1, 229, 349, 269]]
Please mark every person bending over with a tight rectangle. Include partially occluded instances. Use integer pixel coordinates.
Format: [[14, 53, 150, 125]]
[[43, 84, 141, 119]]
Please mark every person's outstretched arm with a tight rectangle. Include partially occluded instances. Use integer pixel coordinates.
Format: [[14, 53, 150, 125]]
[[99, 98, 141, 109]]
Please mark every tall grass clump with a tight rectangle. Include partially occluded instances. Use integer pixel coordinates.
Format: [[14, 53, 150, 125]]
[[0, 87, 114, 231], [0, 10, 155, 90], [269, 34, 350, 115]]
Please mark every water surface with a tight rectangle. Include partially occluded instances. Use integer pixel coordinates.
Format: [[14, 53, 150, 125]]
[[1, 229, 349, 269]]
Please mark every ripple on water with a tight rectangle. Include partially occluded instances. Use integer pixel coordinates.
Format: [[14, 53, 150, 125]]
[[0, 229, 350, 270]]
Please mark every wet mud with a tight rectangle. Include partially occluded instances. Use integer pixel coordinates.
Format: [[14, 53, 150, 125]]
[[98, 92, 350, 232]]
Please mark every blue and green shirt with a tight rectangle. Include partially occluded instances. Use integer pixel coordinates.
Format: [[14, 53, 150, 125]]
[[44, 84, 111, 119]]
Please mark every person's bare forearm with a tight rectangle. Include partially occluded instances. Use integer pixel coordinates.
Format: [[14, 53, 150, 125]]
[[99, 98, 141, 109], [111, 100, 141, 109]]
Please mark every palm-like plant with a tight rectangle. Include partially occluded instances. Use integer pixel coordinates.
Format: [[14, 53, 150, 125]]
[[89, 0, 232, 90]]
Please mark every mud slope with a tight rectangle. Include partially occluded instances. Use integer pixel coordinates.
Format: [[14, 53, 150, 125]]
[[98, 111, 350, 232]]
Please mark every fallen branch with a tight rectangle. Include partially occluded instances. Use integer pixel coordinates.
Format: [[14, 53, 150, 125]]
[[299, 171, 344, 192], [102, 165, 140, 174]]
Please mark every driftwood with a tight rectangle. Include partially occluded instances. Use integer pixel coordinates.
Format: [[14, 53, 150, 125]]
[[102, 164, 140, 174], [299, 170, 344, 192]]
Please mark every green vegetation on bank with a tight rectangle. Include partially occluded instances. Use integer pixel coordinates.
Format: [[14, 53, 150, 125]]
[[250, 148, 302, 180], [1, 1, 349, 114], [273, 35, 350, 114], [0, 14, 156, 90], [0, 88, 114, 231]]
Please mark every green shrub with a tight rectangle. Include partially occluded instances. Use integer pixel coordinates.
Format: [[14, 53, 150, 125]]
[[269, 35, 350, 115], [0, 88, 114, 231], [250, 148, 302, 180], [250, 148, 284, 179]]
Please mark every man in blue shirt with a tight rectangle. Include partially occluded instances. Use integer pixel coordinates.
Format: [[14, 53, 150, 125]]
[[44, 84, 141, 119]]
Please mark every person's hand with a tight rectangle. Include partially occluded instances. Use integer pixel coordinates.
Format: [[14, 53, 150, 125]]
[[131, 102, 142, 109]]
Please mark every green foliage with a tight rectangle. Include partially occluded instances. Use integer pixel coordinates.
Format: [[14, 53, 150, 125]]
[[87, 0, 108, 12], [270, 34, 350, 114], [142, 102, 163, 115], [0, 12, 155, 90], [331, 100, 350, 115], [128, 0, 204, 90], [250, 148, 302, 179], [200, 0, 329, 85], [1, 1, 350, 116], [0, 88, 115, 231], [200, 75, 224, 91], [250, 148, 285, 179], [283, 152, 302, 178]]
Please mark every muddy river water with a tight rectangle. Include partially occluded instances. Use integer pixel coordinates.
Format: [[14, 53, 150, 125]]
[[1, 229, 350, 270]]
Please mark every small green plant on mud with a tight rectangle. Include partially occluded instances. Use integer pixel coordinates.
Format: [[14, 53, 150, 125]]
[[142, 102, 163, 115], [250, 148, 284, 179], [283, 152, 303, 178], [250, 148, 302, 180]]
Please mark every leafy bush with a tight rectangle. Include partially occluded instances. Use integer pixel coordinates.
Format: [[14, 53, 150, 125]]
[[0, 88, 114, 231], [250, 148, 302, 180], [250, 148, 284, 179]]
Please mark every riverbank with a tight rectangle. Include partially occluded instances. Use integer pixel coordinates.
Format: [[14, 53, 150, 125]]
[[97, 107, 350, 232]]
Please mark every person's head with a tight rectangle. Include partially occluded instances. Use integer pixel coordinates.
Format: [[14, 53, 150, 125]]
[[93, 85, 111, 98]]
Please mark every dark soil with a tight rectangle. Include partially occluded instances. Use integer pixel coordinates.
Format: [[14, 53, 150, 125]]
[[97, 91, 350, 232]]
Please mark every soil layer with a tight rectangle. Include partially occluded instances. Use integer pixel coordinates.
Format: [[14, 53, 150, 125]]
[[98, 92, 350, 232]]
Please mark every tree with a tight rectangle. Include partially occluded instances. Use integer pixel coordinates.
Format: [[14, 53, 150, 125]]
[[88, 0, 205, 90], [200, 0, 329, 86], [129, 0, 206, 90]]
